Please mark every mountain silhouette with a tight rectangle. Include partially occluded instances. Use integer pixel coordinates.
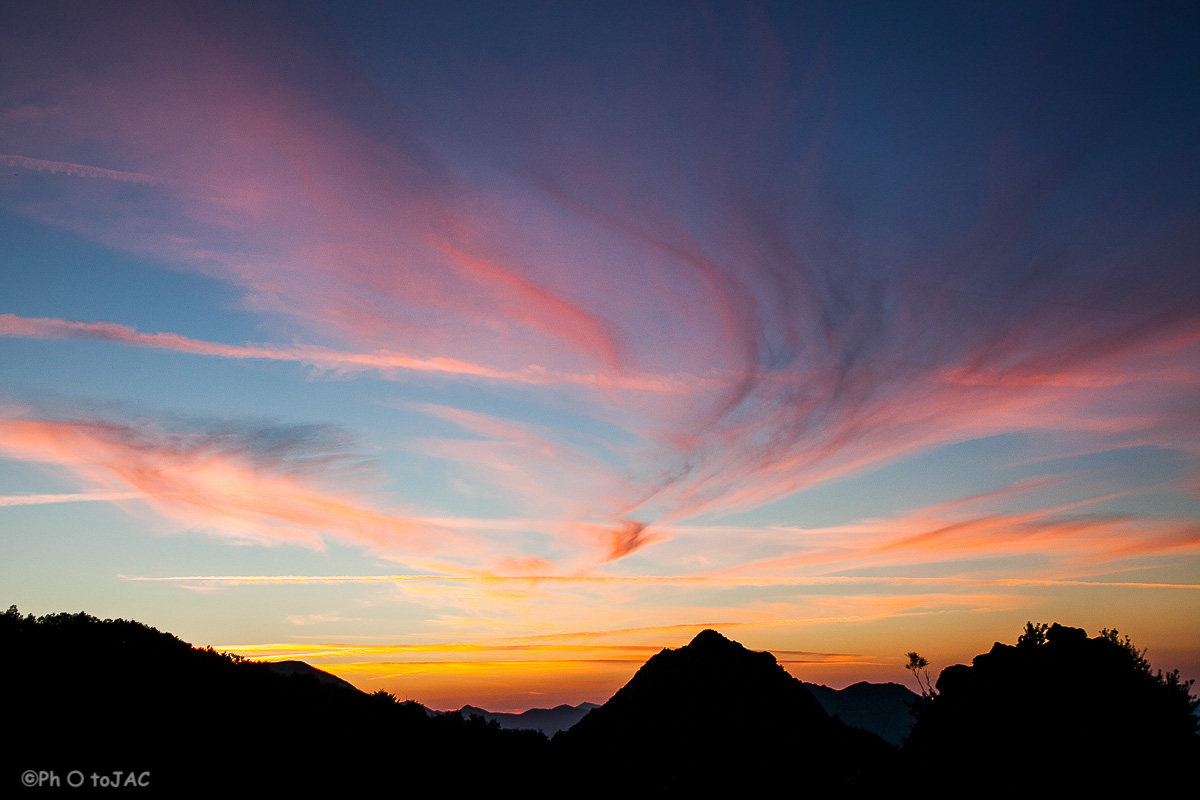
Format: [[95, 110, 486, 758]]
[[555, 629, 895, 791], [267, 658, 360, 691], [804, 681, 918, 746], [459, 702, 600, 734]]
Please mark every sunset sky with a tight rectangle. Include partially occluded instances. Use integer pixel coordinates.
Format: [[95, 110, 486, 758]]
[[2, 1, 1198, 711]]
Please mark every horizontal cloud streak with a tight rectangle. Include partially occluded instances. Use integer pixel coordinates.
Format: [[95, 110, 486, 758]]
[[1, 153, 158, 183], [715, 505, 1200, 581], [0, 413, 435, 551], [0, 491, 140, 507], [0, 314, 695, 391], [119, 574, 1200, 590]]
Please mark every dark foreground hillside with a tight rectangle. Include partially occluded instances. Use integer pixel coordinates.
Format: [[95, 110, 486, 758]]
[[1, 607, 545, 793], [4, 608, 1196, 794], [902, 622, 1199, 792]]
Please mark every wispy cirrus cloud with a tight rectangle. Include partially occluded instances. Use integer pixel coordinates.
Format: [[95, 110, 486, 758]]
[[0, 491, 140, 507], [713, 501, 1200, 581], [0, 314, 699, 391], [403, 403, 659, 562], [2, 0, 1197, 567], [0, 413, 435, 551], [1, 154, 159, 184], [285, 613, 359, 626], [121, 573, 1200, 590], [0, 1, 634, 379]]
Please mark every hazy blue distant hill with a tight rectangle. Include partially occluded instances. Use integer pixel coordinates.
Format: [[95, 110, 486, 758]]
[[460, 702, 601, 734], [460, 683, 915, 742], [803, 681, 918, 746]]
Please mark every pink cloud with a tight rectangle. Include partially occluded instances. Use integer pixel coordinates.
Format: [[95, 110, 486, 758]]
[[601, 520, 656, 561], [707, 482, 1200, 581], [0, 314, 696, 391], [404, 404, 660, 565], [0, 3, 639, 381], [0, 415, 436, 552], [1, 0, 1197, 568]]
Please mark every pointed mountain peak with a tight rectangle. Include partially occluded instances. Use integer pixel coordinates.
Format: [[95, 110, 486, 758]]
[[558, 628, 895, 790], [686, 628, 738, 648], [568, 628, 818, 726], [675, 629, 778, 670]]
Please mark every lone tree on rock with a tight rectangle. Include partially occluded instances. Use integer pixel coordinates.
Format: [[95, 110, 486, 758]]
[[905, 651, 935, 700]]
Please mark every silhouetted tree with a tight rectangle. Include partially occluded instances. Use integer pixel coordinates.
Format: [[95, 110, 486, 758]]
[[902, 622, 1199, 791], [1016, 620, 1048, 648], [905, 651, 935, 700]]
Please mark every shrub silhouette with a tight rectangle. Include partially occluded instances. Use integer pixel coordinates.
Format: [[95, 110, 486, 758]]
[[903, 622, 1199, 790]]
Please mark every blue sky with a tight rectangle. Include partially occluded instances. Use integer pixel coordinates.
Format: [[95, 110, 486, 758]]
[[2, 1, 1198, 709]]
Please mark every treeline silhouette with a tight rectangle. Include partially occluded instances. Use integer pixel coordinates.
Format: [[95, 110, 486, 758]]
[[3, 607, 1196, 793], [1, 606, 546, 792], [902, 621, 1199, 791]]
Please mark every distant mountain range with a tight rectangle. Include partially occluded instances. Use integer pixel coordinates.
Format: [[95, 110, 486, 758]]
[[455, 684, 916, 744], [458, 701, 601, 734], [803, 680, 918, 746]]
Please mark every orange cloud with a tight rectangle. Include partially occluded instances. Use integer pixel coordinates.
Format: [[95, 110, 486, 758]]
[[714, 488, 1200, 580]]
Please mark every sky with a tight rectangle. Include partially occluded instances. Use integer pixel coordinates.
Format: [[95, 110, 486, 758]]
[[1, 1, 1198, 712]]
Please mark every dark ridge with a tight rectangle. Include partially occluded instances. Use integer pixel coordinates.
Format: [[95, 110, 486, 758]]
[[555, 628, 896, 791], [267, 659, 360, 692], [0, 607, 547, 792]]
